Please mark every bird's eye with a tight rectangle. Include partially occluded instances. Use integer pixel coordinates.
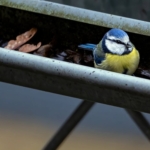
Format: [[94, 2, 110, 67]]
[[116, 40, 122, 44]]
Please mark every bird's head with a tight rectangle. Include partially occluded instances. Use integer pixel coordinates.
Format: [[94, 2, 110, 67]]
[[102, 28, 133, 55]]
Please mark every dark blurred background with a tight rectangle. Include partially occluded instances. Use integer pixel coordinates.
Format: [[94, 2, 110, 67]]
[[0, 0, 150, 149]]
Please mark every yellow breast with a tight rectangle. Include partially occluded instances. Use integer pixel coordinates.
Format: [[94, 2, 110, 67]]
[[95, 48, 140, 75]]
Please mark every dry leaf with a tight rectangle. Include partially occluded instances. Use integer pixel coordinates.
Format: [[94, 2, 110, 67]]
[[65, 49, 77, 55], [83, 54, 93, 63], [59, 51, 67, 57], [135, 67, 150, 79], [34, 44, 53, 57], [19, 42, 41, 53], [73, 54, 82, 64], [55, 54, 65, 61], [5, 28, 37, 50]]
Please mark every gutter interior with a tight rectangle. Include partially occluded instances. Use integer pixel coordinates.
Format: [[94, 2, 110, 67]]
[[0, 6, 150, 79]]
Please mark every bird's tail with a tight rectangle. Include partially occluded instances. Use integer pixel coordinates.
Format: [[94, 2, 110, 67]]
[[78, 43, 96, 51]]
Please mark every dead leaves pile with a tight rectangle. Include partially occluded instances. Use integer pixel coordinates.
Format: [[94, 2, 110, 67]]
[[2, 28, 93, 66], [5, 28, 40, 52]]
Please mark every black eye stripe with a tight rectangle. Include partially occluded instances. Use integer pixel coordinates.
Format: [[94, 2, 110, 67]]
[[116, 40, 123, 44], [108, 39, 125, 45]]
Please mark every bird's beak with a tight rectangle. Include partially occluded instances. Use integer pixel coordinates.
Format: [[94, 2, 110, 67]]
[[126, 42, 132, 48]]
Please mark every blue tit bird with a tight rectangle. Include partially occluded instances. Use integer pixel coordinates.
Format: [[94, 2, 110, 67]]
[[78, 28, 140, 75]]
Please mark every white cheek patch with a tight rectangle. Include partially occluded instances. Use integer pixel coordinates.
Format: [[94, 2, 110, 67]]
[[105, 40, 126, 55]]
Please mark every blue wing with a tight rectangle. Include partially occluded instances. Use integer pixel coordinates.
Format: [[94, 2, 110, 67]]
[[78, 43, 105, 64], [78, 43, 96, 51], [93, 51, 105, 65]]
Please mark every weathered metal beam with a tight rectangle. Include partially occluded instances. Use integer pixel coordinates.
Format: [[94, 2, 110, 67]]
[[126, 109, 150, 140], [1, 0, 150, 36], [43, 101, 94, 150]]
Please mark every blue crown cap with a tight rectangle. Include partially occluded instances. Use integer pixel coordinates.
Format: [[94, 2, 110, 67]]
[[101, 28, 128, 53], [107, 28, 128, 38]]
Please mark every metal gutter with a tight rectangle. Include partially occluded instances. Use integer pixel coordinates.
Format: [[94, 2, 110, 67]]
[[0, 48, 150, 113], [0, 0, 150, 113], [1, 0, 150, 36]]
